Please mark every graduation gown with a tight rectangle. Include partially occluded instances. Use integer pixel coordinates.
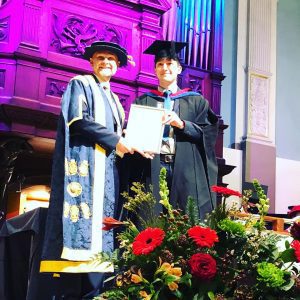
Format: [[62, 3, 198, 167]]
[[124, 89, 218, 219], [41, 75, 124, 273]]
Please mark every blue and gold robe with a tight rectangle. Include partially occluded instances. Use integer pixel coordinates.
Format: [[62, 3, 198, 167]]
[[40, 75, 124, 273]]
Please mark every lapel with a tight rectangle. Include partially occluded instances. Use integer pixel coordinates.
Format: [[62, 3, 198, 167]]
[[173, 99, 180, 115], [106, 91, 121, 124], [173, 87, 181, 115], [147, 96, 160, 108], [111, 92, 125, 127]]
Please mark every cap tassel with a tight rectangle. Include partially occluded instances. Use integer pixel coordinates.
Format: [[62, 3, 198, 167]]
[[127, 55, 136, 67]]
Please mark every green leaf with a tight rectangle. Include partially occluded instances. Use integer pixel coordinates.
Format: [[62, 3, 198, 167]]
[[152, 278, 163, 284], [193, 294, 205, 300], [180, 273, 192, 286], [164, 274, 179, 284], [272, 248, 280, 260], [127, 285, 143, 293], [186, 196, 199, 226], [173, 289, 183, 299], [285, 239, 291, 249], [152, 290, 161, 300], [280, 248, 296, 263], [207, 291, 215, 300]]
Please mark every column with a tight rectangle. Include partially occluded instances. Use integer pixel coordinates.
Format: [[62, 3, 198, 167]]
[[236, 0, 277, 212]]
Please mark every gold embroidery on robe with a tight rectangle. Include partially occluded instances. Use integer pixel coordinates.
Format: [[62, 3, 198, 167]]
[[78, 160, 89, 176], [70, 205, 80, 222], [80, 202, 91, 219], [67, 182, 82, 197], [68, 159, 78, 176]]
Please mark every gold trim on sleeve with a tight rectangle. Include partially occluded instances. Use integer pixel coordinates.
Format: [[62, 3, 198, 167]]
[[40, 260, 114, 273]]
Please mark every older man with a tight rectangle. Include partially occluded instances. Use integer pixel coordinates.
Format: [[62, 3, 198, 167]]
[[40, 42, 145, 289]]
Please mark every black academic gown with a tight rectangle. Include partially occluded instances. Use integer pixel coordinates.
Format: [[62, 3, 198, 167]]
[[122, 90, 219, 219]]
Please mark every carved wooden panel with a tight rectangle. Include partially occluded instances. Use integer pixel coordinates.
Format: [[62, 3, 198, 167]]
[[21, 3, 40, 48], [249, 73, 269, 138], [0, 70, 5, 88], [0, 17, 9, 42], [46, 78, 67, 97]]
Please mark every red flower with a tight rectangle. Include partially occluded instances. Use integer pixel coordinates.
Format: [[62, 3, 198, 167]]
[[291, 240, 300, 262], [211, 185, 242, 197], [188, 253, 217, 280], [102, 217, 124, 231], [187, 226, 219, 248], [290, 221, 300, 240], [132, 227, 165, 256]]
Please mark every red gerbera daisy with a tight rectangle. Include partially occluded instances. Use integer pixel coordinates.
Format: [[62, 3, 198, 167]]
[[102, 217, 124, 231], [211, 185, 242, 197], [291, 240, 300, 262], [187, 226, 219, 248], [132, 227, 165, 256]]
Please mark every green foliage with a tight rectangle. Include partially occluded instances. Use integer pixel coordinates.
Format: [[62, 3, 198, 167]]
[[206, 201, 228, 230], [186, 196, 200, 226], [218, 218, 246, 237], [253, 179, 270, 232], [121, 182, 158, 227], [257, 262, 286, 287], [159, 167, 173, 217], [96, 175, 299, 300]]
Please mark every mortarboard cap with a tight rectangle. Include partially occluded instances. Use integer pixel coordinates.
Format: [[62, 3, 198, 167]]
[[143, 40, 187, 64], [84, 41, 128, 66]]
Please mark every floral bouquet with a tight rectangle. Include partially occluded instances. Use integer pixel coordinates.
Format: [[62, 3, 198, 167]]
[[95, 169, 300, 300]]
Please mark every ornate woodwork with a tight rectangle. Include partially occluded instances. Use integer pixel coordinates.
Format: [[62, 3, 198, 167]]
[[0, 0, 228, 219]]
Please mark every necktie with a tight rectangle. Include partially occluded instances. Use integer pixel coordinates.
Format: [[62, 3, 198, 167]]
[[163, 90, 172, 139], [163, 90, 172, 110]]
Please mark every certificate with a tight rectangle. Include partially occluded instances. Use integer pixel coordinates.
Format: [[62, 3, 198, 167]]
[[125, 104, 165, 153]]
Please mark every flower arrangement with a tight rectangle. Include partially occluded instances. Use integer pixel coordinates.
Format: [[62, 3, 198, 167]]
[[96, 169, 300, 300]]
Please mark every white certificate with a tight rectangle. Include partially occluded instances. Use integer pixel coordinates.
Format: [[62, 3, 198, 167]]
[[125, 104, 165, 153]]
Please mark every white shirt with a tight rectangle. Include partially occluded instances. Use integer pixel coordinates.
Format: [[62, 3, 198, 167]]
[[158, 84, 179, 155]]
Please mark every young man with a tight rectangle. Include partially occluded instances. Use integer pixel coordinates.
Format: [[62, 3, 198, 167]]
[[40, 41, 148, 297], [126, 40, 219, 219]]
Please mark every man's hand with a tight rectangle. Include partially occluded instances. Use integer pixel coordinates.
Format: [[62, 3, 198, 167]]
[[133, 148, 155, 159], [116, 137, 133, 156], [116, 137, 154, 159], [163, 111, 184, 129]]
